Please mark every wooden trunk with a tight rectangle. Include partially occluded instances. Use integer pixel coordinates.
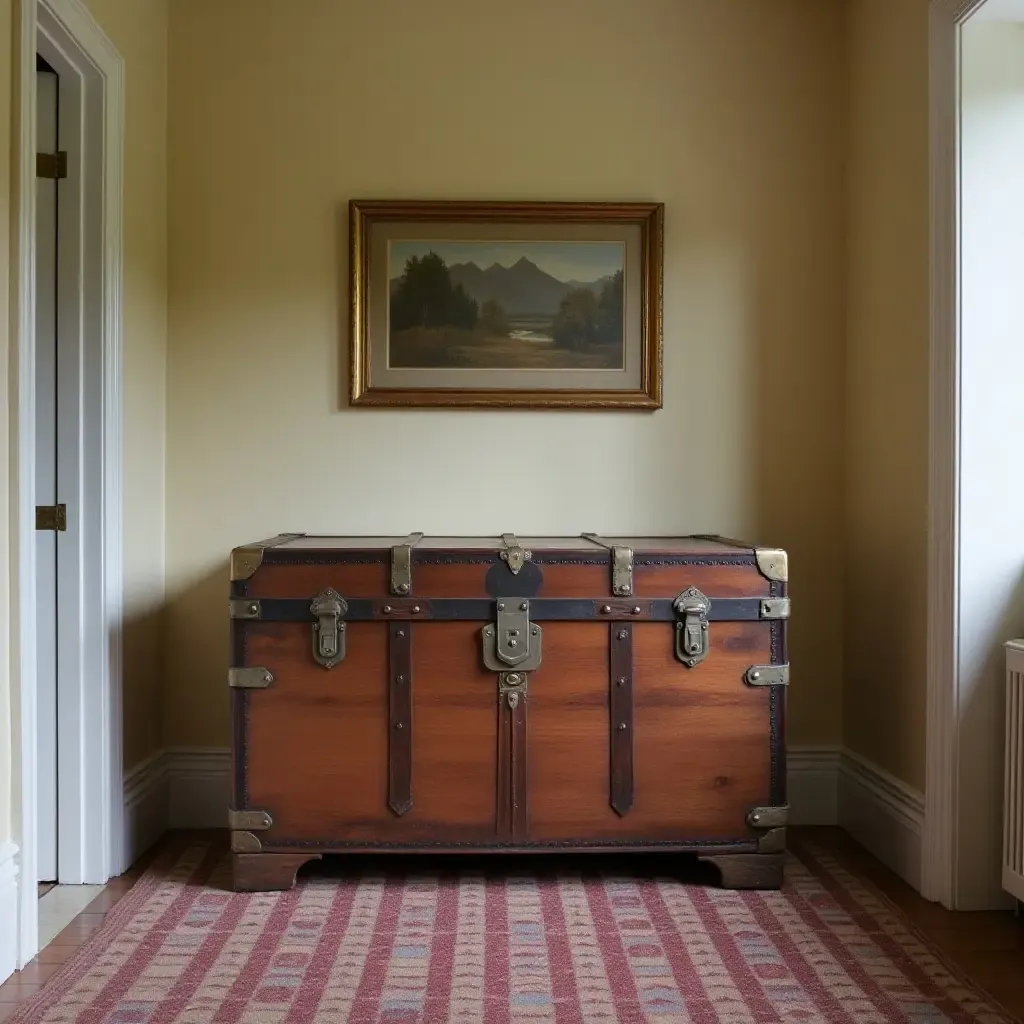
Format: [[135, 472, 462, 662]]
[[227, 534, 789, 891]]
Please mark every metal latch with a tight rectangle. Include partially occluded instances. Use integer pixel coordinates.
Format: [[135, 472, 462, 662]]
[[499, 533, 532, 575], [35, 504, 67, 531], [311, 587, 347, 669], [673, 586, 711, 668], [391, 532, 423, 595], [483, 599, 543, 671]]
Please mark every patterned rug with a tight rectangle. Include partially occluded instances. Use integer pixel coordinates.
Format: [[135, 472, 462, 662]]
[[7, 838, 1019, 1023]]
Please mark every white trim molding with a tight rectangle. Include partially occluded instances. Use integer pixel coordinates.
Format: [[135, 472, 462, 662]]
[[14, 0, 124, 970], [924, 0, 990, 910], [840, 751, 926, 892], [0, 843, 18, 987], [123, 752, 169, 868]]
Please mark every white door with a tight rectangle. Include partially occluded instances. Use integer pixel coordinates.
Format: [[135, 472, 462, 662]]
[[35, 57, 60, 884]]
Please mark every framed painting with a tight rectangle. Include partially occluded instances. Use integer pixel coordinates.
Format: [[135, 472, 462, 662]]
[[348, 200, 664, 409]]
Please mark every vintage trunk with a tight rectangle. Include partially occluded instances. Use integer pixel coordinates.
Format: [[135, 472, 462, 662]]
[[227, 533, 790, 892]]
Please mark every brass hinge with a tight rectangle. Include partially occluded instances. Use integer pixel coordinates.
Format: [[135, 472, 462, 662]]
[[228, 808, 272, 831], [499, 533, 531, 575], [390, 532, 423, 595], [35, 504, 67, 531], [36, 151, 67, 179], [581, 534, 634, 595], [228, 667, 273, 689], [229, 533, 304, 581], [744, 664, 789, 687]]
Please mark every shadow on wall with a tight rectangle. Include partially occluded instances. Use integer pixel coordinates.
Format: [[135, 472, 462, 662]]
[[121, 603, 167, 770], [161, 566, 234, 752]]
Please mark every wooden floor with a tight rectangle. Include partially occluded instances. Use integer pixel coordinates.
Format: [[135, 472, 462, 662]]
[[0, 827, 1022, 1021]]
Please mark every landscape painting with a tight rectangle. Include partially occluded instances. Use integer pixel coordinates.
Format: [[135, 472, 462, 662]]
[[349, 200, 664, 409], [386, 240, 625, 371]]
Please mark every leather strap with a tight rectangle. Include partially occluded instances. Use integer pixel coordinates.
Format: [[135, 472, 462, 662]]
[[496, 672, 529, 840], [610, 623, 634, 815], [388, 623, 412, 816]]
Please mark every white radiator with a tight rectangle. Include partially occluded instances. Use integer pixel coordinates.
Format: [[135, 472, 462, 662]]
[[1003, 640, 1024, 902]]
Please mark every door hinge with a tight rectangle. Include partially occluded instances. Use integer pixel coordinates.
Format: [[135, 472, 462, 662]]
[[35, 504, 67, 531], [36, 151, 67, 180]]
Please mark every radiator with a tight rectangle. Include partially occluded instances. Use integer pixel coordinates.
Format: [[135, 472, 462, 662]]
[[1004, 640, 1024, 902]]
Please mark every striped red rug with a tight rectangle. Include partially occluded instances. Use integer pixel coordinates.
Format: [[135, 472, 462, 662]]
[[7, 839, 1017, 1023]]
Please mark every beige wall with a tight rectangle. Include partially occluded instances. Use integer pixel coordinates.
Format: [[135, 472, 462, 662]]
[[166, 0, 847, 750], [83, 0, 170, 770], [0, 0, 167, 855], [844, 0, 930, 791]]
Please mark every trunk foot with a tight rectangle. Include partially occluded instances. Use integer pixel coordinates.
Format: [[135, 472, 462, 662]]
[[698, 852, 784, 890], [232, 852, 322, 892]]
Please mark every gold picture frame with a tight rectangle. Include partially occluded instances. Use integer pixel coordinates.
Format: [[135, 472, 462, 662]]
[[349, 200, 664, 409]]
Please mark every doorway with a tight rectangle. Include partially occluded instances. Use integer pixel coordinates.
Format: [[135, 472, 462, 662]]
[[13, 0, 126, 970]]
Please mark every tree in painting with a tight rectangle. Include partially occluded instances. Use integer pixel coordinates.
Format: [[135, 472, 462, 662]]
[[387, 243, 625, 370]]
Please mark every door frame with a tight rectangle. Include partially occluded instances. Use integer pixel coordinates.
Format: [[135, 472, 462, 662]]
[[13, 0, 124, 967], [924, 0, 990, 909]]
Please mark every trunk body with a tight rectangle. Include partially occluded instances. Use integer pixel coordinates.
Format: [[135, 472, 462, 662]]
[[227, 534, 789, 891]]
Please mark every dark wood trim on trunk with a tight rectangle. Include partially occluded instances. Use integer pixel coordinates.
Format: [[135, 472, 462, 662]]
[[511, 690, 529, 842], [609, 623, 634, 816], [388, 623, 413, 816]]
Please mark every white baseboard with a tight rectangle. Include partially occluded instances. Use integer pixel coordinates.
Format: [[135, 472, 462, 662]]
[[130, 744, 925, 893], [787, 746, 840, 825], [123, 751, 168, 867], [0, 842, 19, 986], [838, 748, 925, 891], [136, 745, 843, 835]]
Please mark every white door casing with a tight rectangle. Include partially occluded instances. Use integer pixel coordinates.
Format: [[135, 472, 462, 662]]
[[34, 63, 59, 885], [14, 0, 124, 970]]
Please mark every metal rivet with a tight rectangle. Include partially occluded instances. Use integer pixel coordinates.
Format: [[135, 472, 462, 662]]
[[249, 603, 258, 614], [395, 722, 403, 730], [676, 622, 683, 630], [751, 812, 761, 824], [520, 602, 528, 611], [531, 628, 539, 636], [617, 630, 627, 640], [508, 639, 518, 647], [702, 622, 708, 630], [506, 673, 521, 684], [524, 550, 532, 558], [618, 723, 627, 731], [396, 674, 404, 684], [486, 628, 494, 636], [398, 583, 410, 593], [601, 605, 612, 614], [497, 602, 505, 610], [750, 670, 760, 681], [617, 676, 626, 686], [412, 605, 421, 614], [397, 630, 405, 638], [632, 606, 641, 614], [383, 605, 392, 614]]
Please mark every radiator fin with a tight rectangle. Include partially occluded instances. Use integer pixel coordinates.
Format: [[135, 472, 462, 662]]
[[1003, 644, 1024, 902]]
